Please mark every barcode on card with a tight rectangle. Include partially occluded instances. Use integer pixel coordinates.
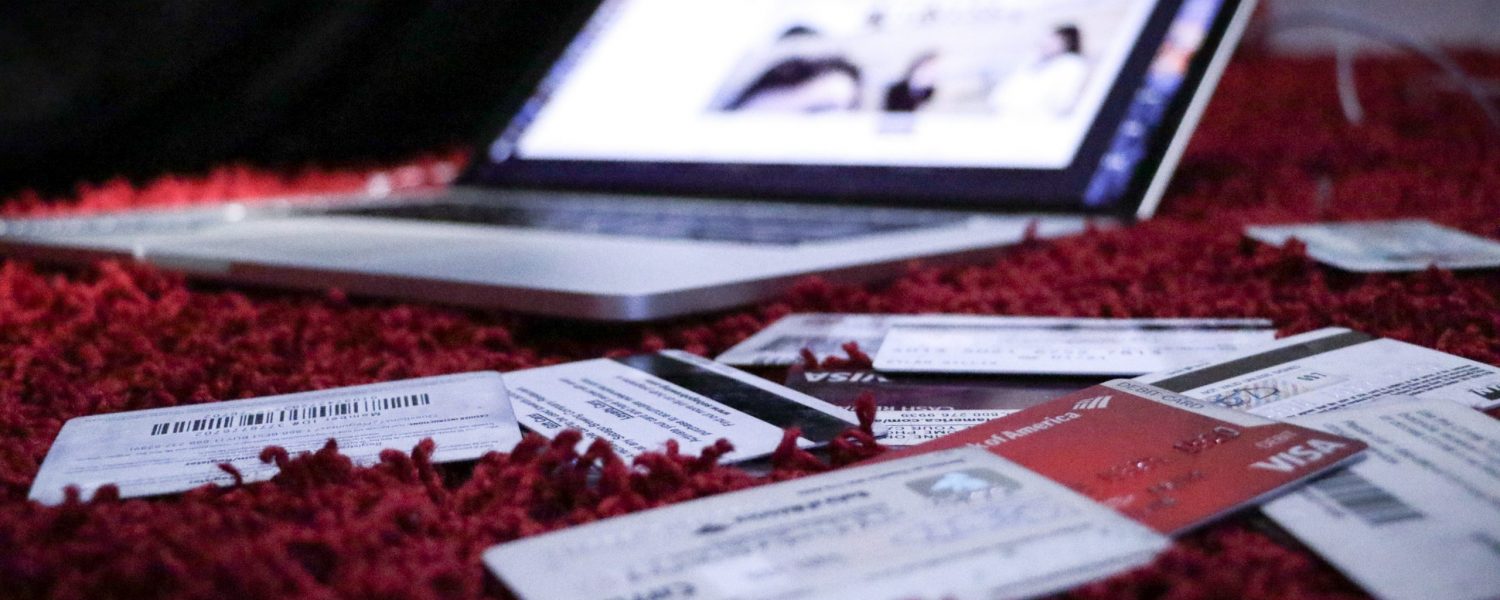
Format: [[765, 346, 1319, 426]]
[[1309, 469, 1424, 526], [147, 393, 432, 436]]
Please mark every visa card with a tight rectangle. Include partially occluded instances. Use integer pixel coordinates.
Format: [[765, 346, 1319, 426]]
[[876, 379, 1368, 534], [784, 365, 1091, 445]]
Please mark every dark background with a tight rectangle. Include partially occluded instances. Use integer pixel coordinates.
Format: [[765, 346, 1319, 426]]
[[0, 1, 595, 198]]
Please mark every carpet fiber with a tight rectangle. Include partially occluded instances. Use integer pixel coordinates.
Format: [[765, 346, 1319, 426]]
[[3, 52, 1500, 599]]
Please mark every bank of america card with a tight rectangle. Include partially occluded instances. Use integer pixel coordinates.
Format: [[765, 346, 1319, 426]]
[[29, 372, 520, 505], [784, 365, 1093, 446], [1261, 400, 1500, 600], [484, 446, 1168, 600], [874, 317, 1276, 376], [881, 380, 1367, 534], [503, 350, 867, 462], [1246, 219, 1500, 272], [1138, 327, 1500, 418]]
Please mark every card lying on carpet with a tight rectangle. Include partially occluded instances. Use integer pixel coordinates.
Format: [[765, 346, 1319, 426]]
[[875, 380, 1367, 534], [873, 317, 1276, 376], [1137, 327, 1500, 418], [715, 313, 913, 366], [1245, 219, 1500, 272], [503, 350, 865, 462], [483, 446, 1168, 600], [783, 365, 1091, 446], [717, 313, 1273, 369], [29, 372, 520, 505], [1261, 400, 1500, 600]]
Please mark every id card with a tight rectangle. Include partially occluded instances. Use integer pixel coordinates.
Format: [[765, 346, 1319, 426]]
[[873, 317, 1275, 376], [484, 447, 1168, 600], [503, 350, 864, 462], [878, 380, 1367, 534], [1262, 400, 1500, 600], [1245, 219, 1500, 272], [29, 372, 520, 505], [784, 365, 1091, 446], [1138, 327, 1500, 417]]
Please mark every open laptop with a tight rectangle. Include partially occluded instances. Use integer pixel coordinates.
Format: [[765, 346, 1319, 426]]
[[0, 0, 1254, 321]]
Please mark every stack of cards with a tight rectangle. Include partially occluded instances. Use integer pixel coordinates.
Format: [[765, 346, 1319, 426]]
[[1130, 328, 1500, 599], [723, 314, 1277, 448], [718, 315, 1500, 600], [27, 306, 1500, 600]]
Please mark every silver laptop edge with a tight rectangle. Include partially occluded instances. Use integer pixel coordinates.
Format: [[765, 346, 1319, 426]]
[[1136, 0, 1256, 221]]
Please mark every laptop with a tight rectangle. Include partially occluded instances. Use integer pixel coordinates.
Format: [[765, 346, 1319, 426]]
[[0, 0, 1254, 321]]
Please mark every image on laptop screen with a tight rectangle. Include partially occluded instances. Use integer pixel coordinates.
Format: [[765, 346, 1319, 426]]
[[477, 0, 1232, 213]]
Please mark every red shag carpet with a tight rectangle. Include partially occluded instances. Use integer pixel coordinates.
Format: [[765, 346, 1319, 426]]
[[4, 52, 1500, 599]]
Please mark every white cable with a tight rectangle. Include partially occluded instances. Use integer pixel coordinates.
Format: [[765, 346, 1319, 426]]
[[1269, 8, 1500, 132], [1334, 36, 1364, 125]]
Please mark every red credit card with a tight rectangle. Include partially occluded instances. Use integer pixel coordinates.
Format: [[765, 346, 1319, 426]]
[[872, 379, 1367, 534]]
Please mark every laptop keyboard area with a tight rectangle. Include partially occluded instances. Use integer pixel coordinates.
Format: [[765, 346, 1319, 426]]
[[324, 198, 967, 245]]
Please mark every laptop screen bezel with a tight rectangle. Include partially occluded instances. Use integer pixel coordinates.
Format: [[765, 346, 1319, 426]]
[[456, 0, 1252, 221]]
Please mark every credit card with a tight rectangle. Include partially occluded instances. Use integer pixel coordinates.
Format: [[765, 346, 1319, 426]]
[[1246, 219, 1500, 272], [875, 380, 1368, 534], [1137, 327, 1500, 417], [873, 317, 1275, 376], [29, 372, 520, 505], [484, 446, 1168, 600], [1262, 400, 1500, 600], [503, 350, 866, 462], [717, 313, 1273, 369], [783, 365, 1093, 446], [716, 314, 911, 367]]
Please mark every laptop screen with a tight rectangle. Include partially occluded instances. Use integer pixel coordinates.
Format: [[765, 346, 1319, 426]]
[[471, 0, 1239, 215]]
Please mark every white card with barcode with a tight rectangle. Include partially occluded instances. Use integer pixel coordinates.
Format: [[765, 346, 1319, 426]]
[[873, 317, 1275, 376], [484, 446, 1168, 600], [1137, 327, 1500, 418], [1261, 400, 1500, 600], [29, 372, 520, 505]]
